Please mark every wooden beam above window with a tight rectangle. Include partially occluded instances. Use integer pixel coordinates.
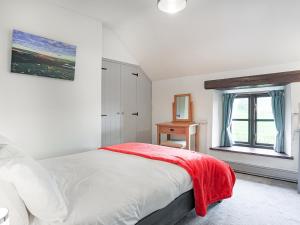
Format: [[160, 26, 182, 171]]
[[204, 70, 300, 90]]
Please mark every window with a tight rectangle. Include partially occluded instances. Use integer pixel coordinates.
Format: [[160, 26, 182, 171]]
[[231, 93, 277, 149]]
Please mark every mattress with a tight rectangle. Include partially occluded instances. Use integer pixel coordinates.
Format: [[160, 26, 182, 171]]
[[30, 150, 193, 225]]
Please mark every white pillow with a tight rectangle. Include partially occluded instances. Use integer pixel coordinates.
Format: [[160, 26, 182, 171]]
[[0, 145, 68, 222], [0, 180, 29, 225]]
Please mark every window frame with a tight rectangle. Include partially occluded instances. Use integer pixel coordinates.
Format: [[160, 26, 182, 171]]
[[231, 92, 275, 149]]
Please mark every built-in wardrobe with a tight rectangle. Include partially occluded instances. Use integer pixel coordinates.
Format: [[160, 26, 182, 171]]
[[101, 58, 152, 147]]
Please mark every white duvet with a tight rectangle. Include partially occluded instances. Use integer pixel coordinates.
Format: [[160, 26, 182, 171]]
[[30, 150, 192, 225]]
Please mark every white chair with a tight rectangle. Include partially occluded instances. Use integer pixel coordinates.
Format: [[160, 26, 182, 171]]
[[161, 140, 187, 149]]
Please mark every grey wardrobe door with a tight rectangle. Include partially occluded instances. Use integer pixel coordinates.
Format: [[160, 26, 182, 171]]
[[137, 70, 152, 143], [121, 64, 138, 143], [101, 60, 121, 147], [101, 62, 110, 147]]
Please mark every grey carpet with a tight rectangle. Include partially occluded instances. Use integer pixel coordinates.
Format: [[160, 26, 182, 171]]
[[177, 173, 300, 225]]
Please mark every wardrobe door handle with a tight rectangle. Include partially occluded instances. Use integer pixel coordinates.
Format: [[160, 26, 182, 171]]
[[131, 112, 139, 116], [131, 73, 139, 77], [101, 114, 108, 117]]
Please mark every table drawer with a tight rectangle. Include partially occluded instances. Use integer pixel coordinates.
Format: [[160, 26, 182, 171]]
[[159, 126, 185, 135]]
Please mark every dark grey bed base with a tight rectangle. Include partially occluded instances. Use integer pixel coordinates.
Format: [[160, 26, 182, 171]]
[[136, 190, 195, 225]]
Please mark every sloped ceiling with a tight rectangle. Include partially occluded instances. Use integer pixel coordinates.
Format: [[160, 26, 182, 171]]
[[46, 0, 300, 80]]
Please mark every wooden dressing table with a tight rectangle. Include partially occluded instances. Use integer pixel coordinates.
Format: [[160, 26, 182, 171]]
[[156, 94, 200, 151], [156, 122, 199, 151]]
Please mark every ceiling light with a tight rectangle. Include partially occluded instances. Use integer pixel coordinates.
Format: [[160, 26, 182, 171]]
[[158, 0, 187, 14]]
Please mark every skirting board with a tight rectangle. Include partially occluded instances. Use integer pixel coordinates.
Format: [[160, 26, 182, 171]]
[[226, 161, 298, 183]]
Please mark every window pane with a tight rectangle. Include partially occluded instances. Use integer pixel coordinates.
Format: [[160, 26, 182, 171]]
[[257, 121, 276, 145], [232, 121, 249, 143], [232, 98, 249, 119], [257, 96, 274, 120]]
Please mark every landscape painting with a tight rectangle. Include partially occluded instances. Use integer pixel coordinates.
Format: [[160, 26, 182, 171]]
[[11, 30, 76, 80]]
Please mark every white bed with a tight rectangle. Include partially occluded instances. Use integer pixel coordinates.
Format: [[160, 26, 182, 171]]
[[30, 150, 193, 225]]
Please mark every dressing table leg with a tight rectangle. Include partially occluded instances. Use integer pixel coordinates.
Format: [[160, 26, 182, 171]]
[[195, 126, 200, 152], [185, 128, 190, 150], [157, 127, 161, 145]]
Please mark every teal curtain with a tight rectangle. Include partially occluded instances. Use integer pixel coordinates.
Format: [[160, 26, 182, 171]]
[[269, 90, 285, 153], [220, 93, 236, 147]]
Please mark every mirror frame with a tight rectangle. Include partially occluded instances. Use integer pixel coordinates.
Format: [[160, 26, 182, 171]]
[[173, 93, 193, 122]]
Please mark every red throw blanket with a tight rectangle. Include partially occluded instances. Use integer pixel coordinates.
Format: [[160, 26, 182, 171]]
[[99, 143, 236, 217]]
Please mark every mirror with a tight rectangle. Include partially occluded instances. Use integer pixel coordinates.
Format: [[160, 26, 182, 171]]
[[173, 94, 193, 122]]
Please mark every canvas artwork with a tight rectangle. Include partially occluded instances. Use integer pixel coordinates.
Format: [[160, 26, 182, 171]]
[[11, 29, 76, 81]]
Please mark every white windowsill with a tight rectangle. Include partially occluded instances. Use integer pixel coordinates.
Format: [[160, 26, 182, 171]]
[[210, 146, 293, 160]]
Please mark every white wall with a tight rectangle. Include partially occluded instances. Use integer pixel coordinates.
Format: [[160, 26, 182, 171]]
[[0, 0, 102, 159], [103, 26, 138, 65], [152, 62, 300, 172]]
